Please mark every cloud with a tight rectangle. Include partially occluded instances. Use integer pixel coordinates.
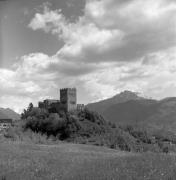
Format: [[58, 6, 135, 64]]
[[29, 5, 65, 33], [85, 0, 176, 28], [28, 2, 125, 62], [28, 0, 176, 64], [2, 46, 176, 112], [0, 52, 100, 112], [84, 0, 176, 61], [0, 68, 42, 112], [1, 0, 176, 112]]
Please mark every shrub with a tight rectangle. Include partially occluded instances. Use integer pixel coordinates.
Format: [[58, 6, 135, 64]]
[[24, 109, 111, 141], [25, 115, 67, 137], [163, 146, 169, 153], [80, 109, 106, 125]]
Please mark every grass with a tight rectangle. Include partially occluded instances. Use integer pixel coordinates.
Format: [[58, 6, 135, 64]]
[[1, 140, 176, 180]]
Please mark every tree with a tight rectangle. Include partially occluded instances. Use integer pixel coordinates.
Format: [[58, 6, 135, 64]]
[[21, 109, 27, 119], [21, 103, 34, 120], [27, 103, 33, 112]]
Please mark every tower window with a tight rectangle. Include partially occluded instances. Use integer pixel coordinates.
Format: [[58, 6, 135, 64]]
[[70, 101, 76, 104]]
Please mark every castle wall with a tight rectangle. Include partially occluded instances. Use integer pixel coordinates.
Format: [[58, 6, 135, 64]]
[[77, 104, 85, 111], [43, 99, 60, 109], [38, 88, 77, 113], [38, 101, 45, 108]]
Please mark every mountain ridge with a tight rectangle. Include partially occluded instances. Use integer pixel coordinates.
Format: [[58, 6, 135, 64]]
[[86, 90, 144, 115], [86, 91, 176, 133]]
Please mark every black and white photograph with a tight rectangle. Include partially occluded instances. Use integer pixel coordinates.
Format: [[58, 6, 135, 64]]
[[0, 0, 176, 179]]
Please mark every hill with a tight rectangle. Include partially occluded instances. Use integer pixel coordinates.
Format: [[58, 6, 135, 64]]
[[86, 91, 143, 115], [103, 99, 158, 125], [104, 98, 176, 132], [0, 108, 20, 120], [87, 91, 176, 133], [10, 107, 174, 153], [0, 110, 10, 119]]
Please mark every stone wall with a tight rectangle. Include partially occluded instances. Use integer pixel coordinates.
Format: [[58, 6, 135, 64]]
[[60, 88, 77, 112]]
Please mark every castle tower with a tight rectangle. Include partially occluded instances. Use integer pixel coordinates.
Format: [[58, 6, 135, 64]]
[[60, 88, 77, 112]]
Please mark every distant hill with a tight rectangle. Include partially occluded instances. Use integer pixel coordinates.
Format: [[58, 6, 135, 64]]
[[0, 108, 20, 120], [0, 110, 10, 119], [86, 91, 143, 115], [86, 91, 176, 133], [103, 99, 158, 125]]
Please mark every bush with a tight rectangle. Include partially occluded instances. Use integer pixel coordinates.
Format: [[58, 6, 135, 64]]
[[163, 146, 169, 153], [25, 115, 67, 137], [24, 109, 111, 141], [122, 125, 152, 143], [80, 109, 106, 125], [3, 126, 59, 144]]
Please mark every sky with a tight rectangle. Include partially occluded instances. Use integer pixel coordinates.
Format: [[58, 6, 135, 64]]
[[0, 0, 176, 113]]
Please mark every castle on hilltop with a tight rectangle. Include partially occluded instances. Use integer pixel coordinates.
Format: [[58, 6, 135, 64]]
[[38, 88, 84, 112]]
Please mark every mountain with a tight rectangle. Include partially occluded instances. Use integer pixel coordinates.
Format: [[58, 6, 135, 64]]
[[0, 108, 20, 120], [86, 91, 143, 115], [104, 98, 176, 132], [86, 91, 176, 133], [103, 99, 158, 124], [0, 110, 10, 119]]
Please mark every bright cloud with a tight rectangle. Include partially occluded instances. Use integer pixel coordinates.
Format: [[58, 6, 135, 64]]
[[1, 0, 176, 112]]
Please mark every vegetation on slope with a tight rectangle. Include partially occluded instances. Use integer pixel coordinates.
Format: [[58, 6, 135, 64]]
[[2, 103, 175, 153]]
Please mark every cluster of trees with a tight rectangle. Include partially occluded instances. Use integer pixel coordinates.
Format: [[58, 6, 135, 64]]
[[21, 103, 34, 119], [21, 103, 110, 140], [20, 103, 176, 153]]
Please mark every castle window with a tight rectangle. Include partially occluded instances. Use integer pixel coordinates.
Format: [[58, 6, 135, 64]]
[[70, 101, 76, 104]]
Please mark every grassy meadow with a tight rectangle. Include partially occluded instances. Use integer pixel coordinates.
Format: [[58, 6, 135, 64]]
[[1, 109, 176, 180], [1, 140, 176, 180]]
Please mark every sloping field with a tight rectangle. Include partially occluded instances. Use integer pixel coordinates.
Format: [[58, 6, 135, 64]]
[[0, 141, 176, 180]]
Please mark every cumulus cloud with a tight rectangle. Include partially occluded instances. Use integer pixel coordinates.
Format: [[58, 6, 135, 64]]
[[28, 2, 125, 62], [29, 0, 176, 62], [2, 46, 176, 112], [0, 52, 101, 112], [1, 0, 176, 112], [84, 0, 176, 61]]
